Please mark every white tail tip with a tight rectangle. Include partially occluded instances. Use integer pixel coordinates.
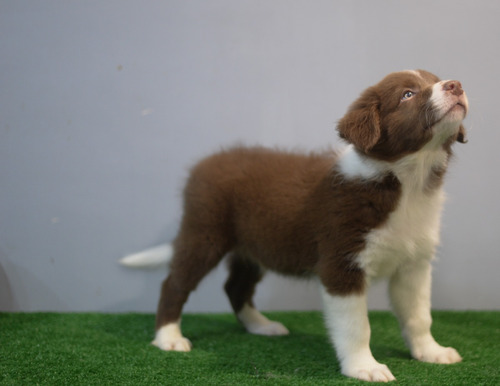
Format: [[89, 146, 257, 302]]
[[119, 244, 173, 268]]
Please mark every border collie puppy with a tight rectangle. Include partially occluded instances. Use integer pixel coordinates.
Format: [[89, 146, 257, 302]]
[[121, 70, 468, 382]]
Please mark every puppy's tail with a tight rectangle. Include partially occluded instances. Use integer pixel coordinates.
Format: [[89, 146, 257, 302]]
[[119, 244, 173, 269]]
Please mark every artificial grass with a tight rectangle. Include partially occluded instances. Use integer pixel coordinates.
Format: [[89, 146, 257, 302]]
[[0, 311, 498, 385]]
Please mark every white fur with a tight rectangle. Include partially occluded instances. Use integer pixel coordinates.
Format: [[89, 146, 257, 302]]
[[237, 303, 289, 336], [337, 144, 386, 180], [120, 244, 172, 268], [430, 81, 448, 115], [389, 260, 462, 364], [356, 150, 447, 279], [153, 320, 192, 352], [321, 288, 396, 382]]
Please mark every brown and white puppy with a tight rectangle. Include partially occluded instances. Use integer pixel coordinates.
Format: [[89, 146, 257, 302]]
[[121, 70, 468, 382]]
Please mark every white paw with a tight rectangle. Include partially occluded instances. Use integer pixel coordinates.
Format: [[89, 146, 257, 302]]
[[152, 336, 192, 352], [237, 304, 289, 336], [413, 343, 462, 364], [342, 358, 396, 382], [152, 323, 192, 352], [246, 320, 290, 336]]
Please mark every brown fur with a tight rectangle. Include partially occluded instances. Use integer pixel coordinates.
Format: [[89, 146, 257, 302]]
[[155, 70, 467, 329], [156, 148, 402, 327]]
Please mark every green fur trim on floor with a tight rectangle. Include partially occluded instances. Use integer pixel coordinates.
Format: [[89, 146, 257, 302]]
[[1, 311, 498, 385]]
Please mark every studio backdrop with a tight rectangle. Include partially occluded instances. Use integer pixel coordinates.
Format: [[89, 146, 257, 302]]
[[1, 1, 499, 312]]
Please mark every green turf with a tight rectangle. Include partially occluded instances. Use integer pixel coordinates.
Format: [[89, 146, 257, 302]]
[[0, 311, 498, 385]]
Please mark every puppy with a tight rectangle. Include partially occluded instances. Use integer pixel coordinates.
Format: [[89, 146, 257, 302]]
[[122, 70, 468, 382]]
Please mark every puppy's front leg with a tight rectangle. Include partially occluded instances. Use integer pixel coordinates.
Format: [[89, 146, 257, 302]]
[[321, 288, 396, 382], [389, 260, 462, 364]]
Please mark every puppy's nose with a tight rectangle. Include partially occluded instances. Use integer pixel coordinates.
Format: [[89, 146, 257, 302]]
[[443, 80, 463, 96]]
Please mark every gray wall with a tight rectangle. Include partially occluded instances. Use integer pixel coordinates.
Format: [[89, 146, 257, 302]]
[[1, 1, 499, 313]]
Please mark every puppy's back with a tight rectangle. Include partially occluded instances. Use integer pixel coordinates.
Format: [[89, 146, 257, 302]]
[[184, 146, 337, 212], [176, 147, 338, 273]]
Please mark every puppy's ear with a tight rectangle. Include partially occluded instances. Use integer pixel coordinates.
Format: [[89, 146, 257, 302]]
[[337, 88, 381, 153], [457, 124, 468, 143]]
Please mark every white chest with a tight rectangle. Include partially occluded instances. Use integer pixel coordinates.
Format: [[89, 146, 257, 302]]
[[358, 184, 445, 279], [337, 145, 449, 280]]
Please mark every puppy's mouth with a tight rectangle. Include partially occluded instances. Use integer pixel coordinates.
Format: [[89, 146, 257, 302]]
[[424, 100, 467, 131], [438, 100, 468, 124], [449, 101, 467, 115]]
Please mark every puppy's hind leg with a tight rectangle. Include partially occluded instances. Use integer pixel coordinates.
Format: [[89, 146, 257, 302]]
[[224, 253, 289, 336], [154, 237, 229, 352]]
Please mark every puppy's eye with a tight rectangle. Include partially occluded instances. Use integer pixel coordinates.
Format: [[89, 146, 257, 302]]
[[401, 90, 415, 101]]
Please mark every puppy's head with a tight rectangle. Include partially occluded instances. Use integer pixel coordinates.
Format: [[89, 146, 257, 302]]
[[337, 70, 468, 160]]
